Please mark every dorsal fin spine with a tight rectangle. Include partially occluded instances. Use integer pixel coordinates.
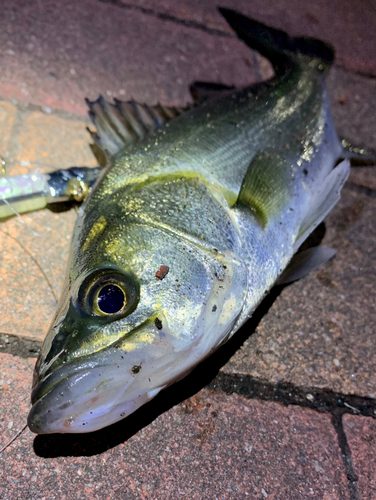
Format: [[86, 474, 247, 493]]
[[86, 96, 185, 159]]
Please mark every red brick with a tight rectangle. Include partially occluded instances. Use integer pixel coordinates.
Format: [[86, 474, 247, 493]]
[[0, 209, 76, 342], [0, 0, 256, 115], [343, 414, 376, 499], [121, 0, 376, 77], [0, 102, 17, 156], [0, 353, 348, 500]]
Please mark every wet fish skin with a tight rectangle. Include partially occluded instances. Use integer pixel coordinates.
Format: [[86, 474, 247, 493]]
[[28, 10, 349, 433]]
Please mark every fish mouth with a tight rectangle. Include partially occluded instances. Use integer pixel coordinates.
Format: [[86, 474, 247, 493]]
[[27, 348, 138, 434], [28, 361, 105, 434], [27, 346, 167, 434]]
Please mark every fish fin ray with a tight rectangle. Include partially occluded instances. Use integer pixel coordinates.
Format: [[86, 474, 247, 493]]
[[294, 159, 350, 251], [218, 8, 334, 73], [276, 246, 336, 286], [86, 95, 185, 158], [237, 151, 290, 227]]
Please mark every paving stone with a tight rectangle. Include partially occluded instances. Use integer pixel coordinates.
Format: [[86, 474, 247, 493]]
[[0, 354, 34, 444], [348, 167, 376, 192], [0, 0, 255, 115], [222, 187, 376, 399], [0, 2, 374, 156], [0, 108, 97, 342], [0, 101, 100, 342], [0, 353, 348, 500], [0, 102, 17, 158], [120, 0, 376, 77], [343, 414, 376, 499], [10, 112, 97, 176], [327, 66, 376, 154], [0, 210, 76, 342]]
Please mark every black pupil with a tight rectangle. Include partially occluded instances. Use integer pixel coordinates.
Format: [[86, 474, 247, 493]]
[[97, 284, 125, 314]]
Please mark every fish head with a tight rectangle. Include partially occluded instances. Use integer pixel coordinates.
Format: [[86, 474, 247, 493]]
[[28, 207, 247, 434]]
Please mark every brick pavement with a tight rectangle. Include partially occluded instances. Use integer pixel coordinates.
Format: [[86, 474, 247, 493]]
[[0, 1, 375, 499]]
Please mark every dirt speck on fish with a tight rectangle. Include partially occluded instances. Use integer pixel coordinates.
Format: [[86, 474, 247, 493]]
[[28, 9, 354, 434], [154, 318, 163, 330], [156, 265, 169, 280]]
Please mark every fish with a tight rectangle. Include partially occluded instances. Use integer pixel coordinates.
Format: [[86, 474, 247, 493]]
[[28, 8, 352, 434]]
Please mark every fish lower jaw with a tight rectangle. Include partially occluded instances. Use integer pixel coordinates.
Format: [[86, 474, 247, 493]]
[[29, 404, 128, 435], [28, 391, 165, 434], [28, 371, 167, 434]]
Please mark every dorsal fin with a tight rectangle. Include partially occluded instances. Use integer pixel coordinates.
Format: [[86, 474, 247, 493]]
[[86, 95, 185, 158]]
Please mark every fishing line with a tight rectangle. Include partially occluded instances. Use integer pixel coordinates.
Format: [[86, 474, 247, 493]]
[[0, 157, 64, 303], [0, 223, 58, 304], [0, 424, 27, 454]]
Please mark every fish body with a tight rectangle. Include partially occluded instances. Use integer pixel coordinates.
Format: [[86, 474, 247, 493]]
[[28, 10, 349, 433]]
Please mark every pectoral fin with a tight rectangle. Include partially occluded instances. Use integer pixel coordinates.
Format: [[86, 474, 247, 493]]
[[237, 151, 291, 227], [276, 246, 336, 286], [294, 159, 350, 251]]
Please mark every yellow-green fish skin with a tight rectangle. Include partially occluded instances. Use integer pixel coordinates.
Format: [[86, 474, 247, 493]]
[[28, 12, 349, 434]]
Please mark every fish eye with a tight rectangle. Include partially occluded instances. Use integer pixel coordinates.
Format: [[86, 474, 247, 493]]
[[96, 283, 126, 315], [74, 268, 139, 318]]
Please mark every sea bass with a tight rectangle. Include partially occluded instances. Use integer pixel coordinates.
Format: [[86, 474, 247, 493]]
[[28, 9, 350, 433]]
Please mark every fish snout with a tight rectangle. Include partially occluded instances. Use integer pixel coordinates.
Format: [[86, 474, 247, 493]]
[[27, 340, 171, 434], [28, 357, 137, 434]]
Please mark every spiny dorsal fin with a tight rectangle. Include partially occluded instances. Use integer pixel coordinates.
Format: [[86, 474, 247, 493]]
[[86, 95, 185, 158], [237, 151, 291, 227]]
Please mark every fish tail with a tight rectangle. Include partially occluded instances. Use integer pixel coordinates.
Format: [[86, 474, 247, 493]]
[[218, 8, 334, 73]]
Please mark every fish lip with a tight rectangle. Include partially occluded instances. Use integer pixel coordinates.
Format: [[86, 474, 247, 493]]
[[31, 354, 98, 405], [27, 347, 141, 434], [28, 361, 95, 434], [27, 397, 52, 434]]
